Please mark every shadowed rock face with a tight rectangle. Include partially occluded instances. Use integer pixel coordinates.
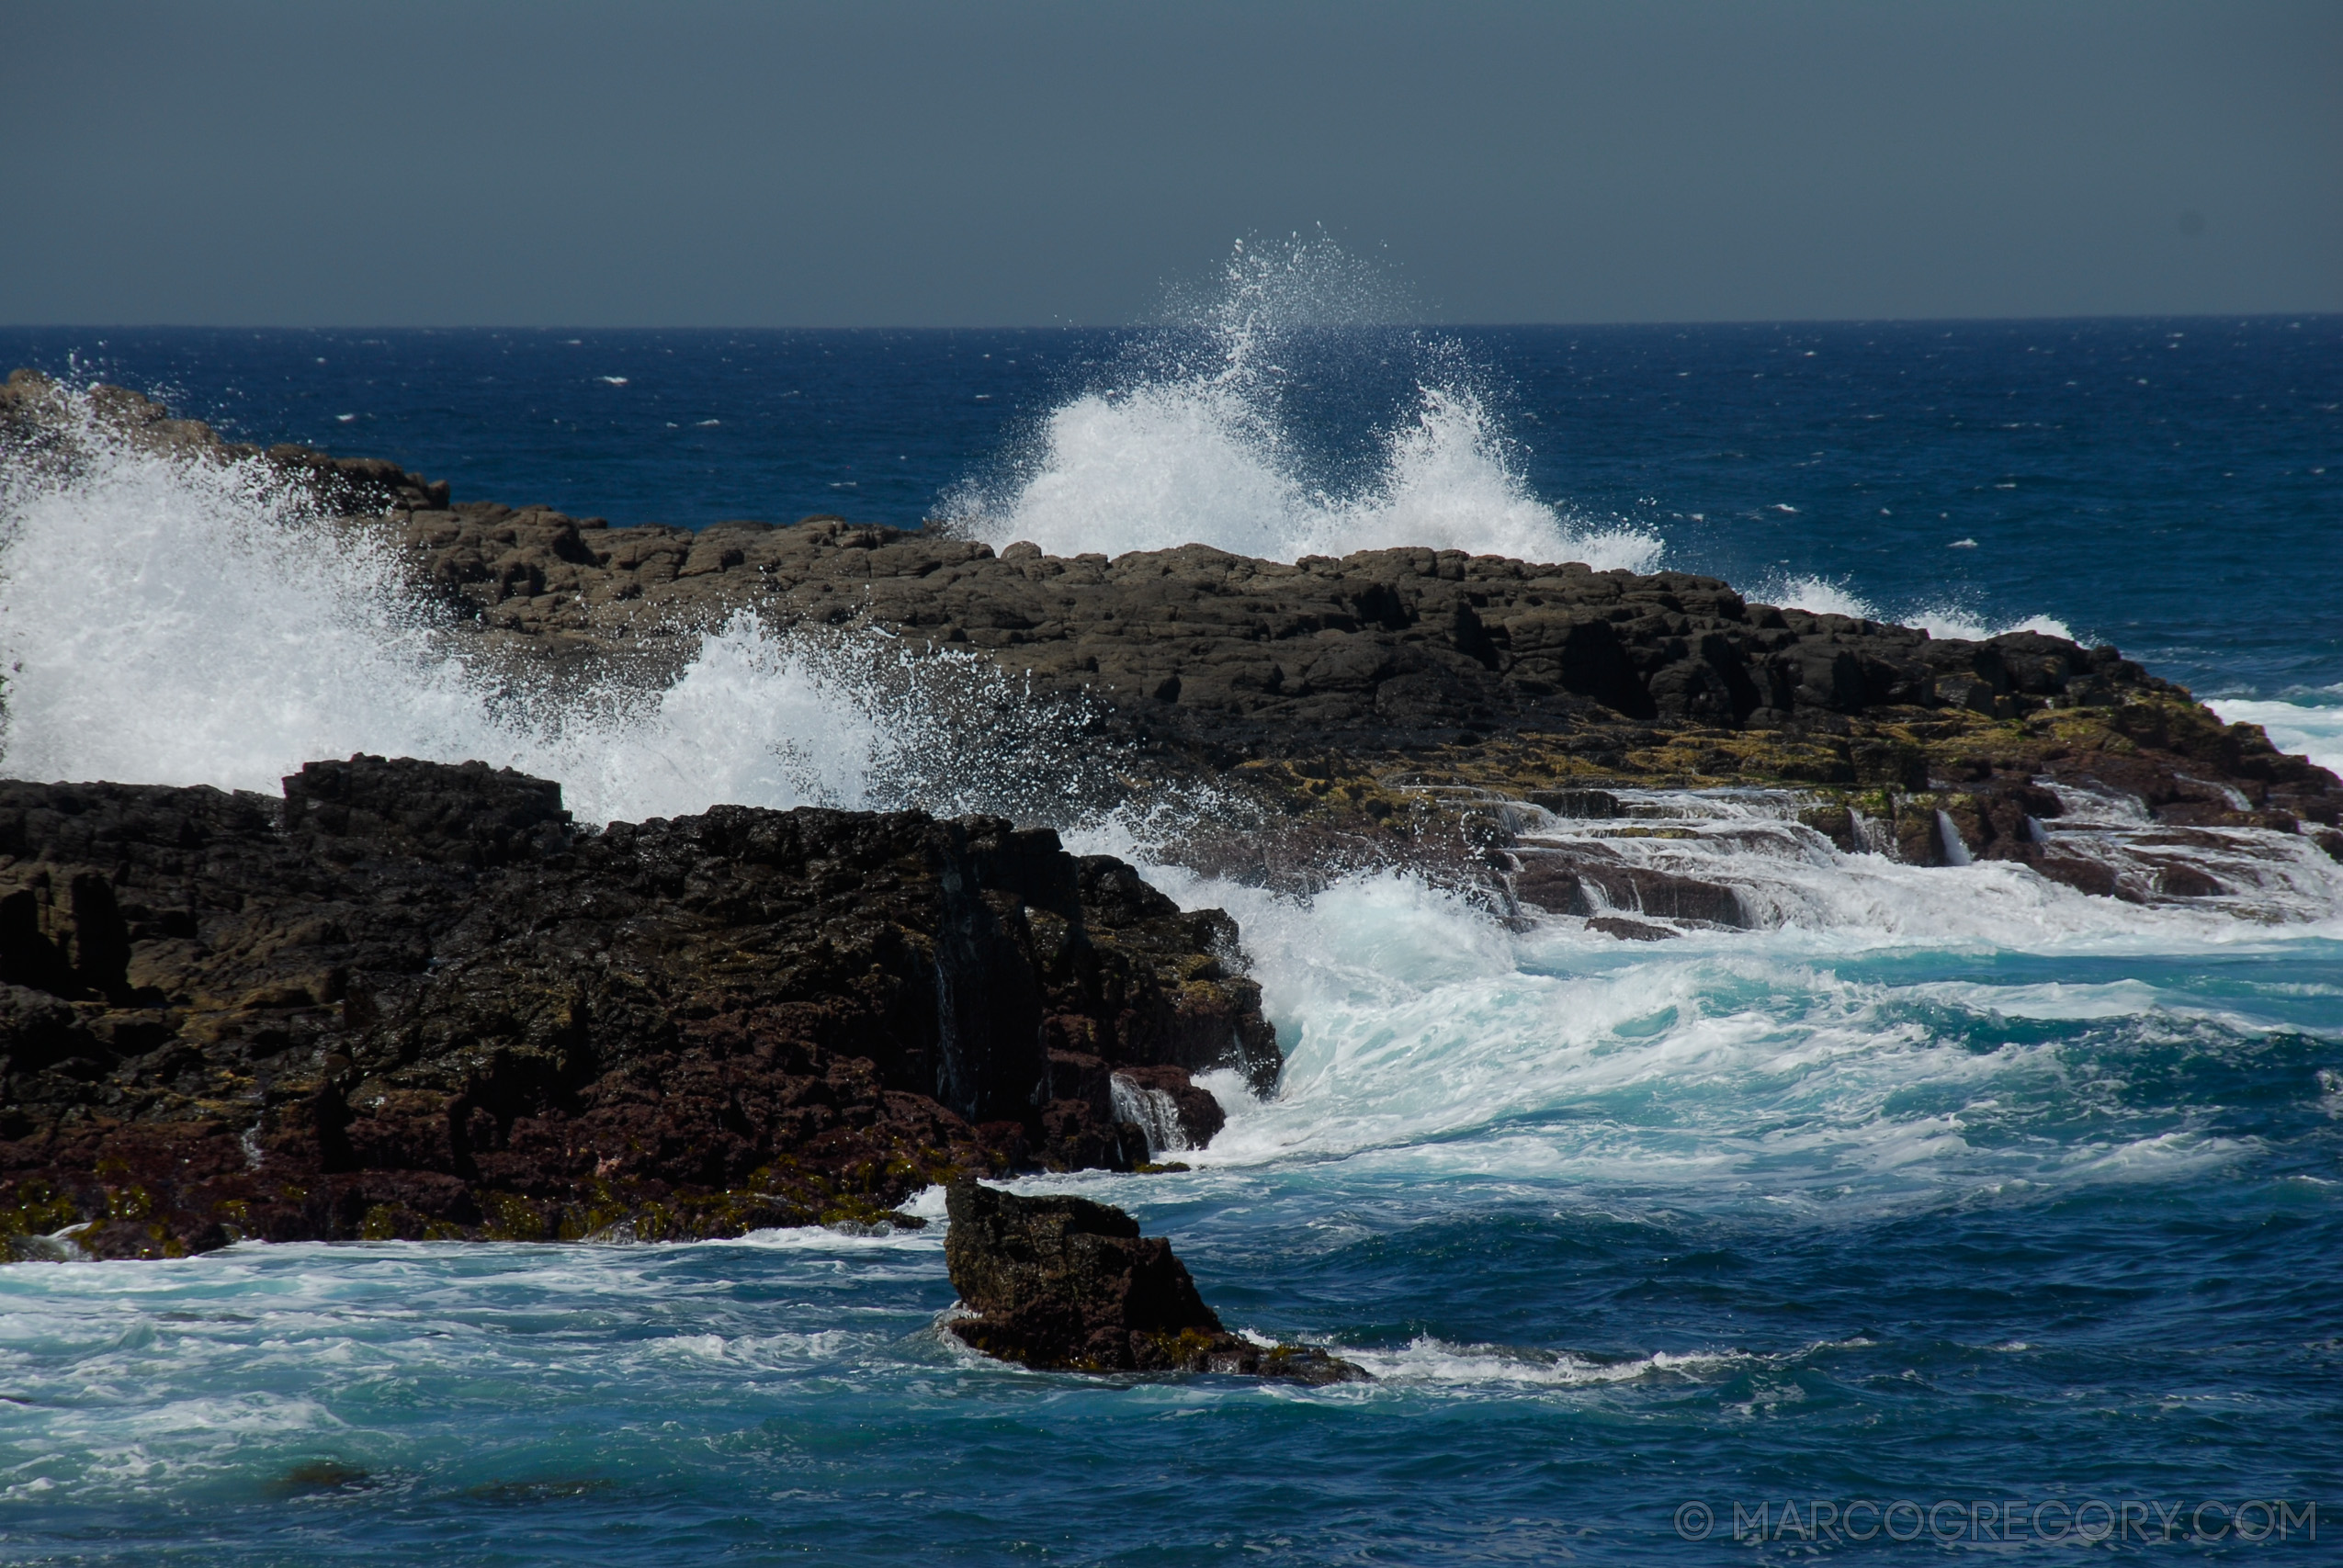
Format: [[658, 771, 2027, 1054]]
[[0, 758, 1276, 1261], [942, 1180, 1367, 1382]]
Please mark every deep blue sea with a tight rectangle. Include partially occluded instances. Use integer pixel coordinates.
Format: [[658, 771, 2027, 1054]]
[[7, 314, 2337, 704], [2, 299, 2340, 1563]]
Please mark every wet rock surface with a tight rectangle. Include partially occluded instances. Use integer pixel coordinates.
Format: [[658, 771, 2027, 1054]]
[[13, 372, 2334, 914], [380, 500, 2339, 910], [943, 1179, 1367, 1382], [0, 758, 1274, 1260], [6, 377, 2341, 1269]]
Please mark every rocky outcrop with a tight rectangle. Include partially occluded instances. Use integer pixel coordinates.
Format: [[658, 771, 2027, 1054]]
[[943, 1179, 1366, 1382], [368, 502, 2338, 902], [9, 372, 2337, 917], [264, 464, 2323, 885], [369, 504, 2155, 751], [0, 758, 1274, 1261]]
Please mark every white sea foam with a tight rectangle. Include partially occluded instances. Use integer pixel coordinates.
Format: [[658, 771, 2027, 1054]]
[[1336, 1335, 1848, 1392], [727, 1220, 943, 1255], [946, 238, 1660, 570], [0, 1235, 952, 1504], [0, 397, 1093, 824], [1759, 571, 2073, 642], [1068, 788, 2340, 1204], [2211, 691, 2343, 775]]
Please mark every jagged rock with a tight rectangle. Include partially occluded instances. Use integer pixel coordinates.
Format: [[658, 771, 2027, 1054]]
[[345, 503, 2337, 902], [1528, 789, 1623, 819], [0, 758, 1275, 1261], [1507, 848, 1749, 929], [942, 1179, 1367, 1382], [9, 373, 2337, 934], [1585, 915, 1676, 942]]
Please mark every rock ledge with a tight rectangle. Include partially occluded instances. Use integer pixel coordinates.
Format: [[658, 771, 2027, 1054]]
[[2, 759, 1273, 1261]]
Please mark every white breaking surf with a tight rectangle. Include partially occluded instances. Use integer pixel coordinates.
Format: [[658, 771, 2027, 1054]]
[[0, 391, 1092, 825], [1758, 571, 2077, 642], [2211, 691, 2343, 777], [946, 236, 1662, 570]]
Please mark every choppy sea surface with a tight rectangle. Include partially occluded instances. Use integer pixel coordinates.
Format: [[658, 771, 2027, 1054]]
[[3, 283, 2339, 1562]]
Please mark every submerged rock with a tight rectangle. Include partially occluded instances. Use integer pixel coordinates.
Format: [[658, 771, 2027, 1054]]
[[942, 1179, 1368, 1382]]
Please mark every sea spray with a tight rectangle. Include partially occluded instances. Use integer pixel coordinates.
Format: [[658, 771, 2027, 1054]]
[[0, 389, 1115, 825], [0, 395, 485, 789], [1095, 852, 2343, 1202], [529, 617, 1126, 826], [1759, 571, 2076, 643], [945, 237, 1662, 569]]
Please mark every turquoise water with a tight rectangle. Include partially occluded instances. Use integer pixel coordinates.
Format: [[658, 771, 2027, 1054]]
[[6, 930, 2338, 1562], [2, 299, 2339, 1562]]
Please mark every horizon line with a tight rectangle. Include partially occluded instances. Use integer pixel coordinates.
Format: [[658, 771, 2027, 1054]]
[[5, 310, 2338, 335]]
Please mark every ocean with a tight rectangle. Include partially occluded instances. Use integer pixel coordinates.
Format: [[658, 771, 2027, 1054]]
[[2, 279, 2339, 1562]]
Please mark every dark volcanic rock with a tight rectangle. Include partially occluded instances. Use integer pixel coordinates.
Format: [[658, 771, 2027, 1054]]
[[353, 502, 2341, 901], [0, 758, 1276, 1261], [12, 371, 2337, 931], [942, 1179, 1367, 1382]]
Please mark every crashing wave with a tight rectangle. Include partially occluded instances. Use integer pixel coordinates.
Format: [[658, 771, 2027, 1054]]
[[0, 383, 1095, 825], [1759, 571, 2075, 642], [943, 236, 1661, 570]]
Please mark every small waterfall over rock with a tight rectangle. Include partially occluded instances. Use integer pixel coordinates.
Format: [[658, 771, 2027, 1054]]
[[1110, 1072, 1192, 1158], [1475, 784, 2343, 938]]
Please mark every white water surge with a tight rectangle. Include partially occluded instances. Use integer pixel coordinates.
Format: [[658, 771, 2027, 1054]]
[[6, 379, 2337, 1213], [2212, 690, 2343, 777], [1060, 766, 2343, 1208], [0, 400, 1089, 825], [1090, 854, 2343, 1207], [1758, 571, 2076, 642], [947, 237, 1661, 570]]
